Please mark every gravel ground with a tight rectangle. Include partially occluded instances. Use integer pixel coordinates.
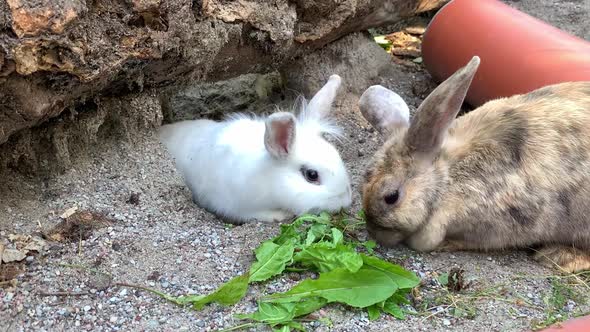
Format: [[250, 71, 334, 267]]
[[2, 1, 590, 331]]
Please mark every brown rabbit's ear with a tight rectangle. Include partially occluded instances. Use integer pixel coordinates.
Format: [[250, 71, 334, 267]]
[[405, 56, 480, 157], [358, 85, 410, 136]]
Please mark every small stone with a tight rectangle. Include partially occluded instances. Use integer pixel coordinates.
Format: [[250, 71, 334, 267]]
[[196, 320, 205, 327], [109, 297, 119, 303], [487, 257, 492, 261], [4, 292, 14, 302], [147, 320, 159, 329], [119, 289, 128, 297], [204, 253, 211, 258], [161, 281, 169, 288], [443, 319, 451, 326], [110, 316, 118, 323], [357, 149, 364, 157], [26, 256, 35, 263], [111, 242, 122, 252], [527, 293, 534, 299], [83, 305, 91, 312]]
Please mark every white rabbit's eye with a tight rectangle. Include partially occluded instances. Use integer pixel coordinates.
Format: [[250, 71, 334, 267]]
[[301, 167, 320, 184]]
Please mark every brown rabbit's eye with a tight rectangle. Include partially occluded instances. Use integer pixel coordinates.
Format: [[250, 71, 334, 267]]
[[301, 167, 320, 184], [384, 191, 399, 205]]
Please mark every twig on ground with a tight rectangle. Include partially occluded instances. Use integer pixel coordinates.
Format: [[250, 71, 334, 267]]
[[38, 290, 89, 297]]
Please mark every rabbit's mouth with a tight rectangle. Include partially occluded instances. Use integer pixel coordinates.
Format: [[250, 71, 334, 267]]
[[315, 191, 353, 211], [365, 220, 405, 248]]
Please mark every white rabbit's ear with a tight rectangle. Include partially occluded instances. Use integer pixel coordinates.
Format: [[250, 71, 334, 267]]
[[359, 85, 410, 136], [265, 112, 297, 159], [304, 74, 342, 121]]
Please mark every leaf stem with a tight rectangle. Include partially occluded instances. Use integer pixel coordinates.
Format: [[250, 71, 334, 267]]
[[216, 322, 258, 331]]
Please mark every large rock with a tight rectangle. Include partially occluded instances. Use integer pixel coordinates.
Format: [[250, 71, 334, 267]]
[[0, 0, 446, 145], [163, 72, 285, 122]]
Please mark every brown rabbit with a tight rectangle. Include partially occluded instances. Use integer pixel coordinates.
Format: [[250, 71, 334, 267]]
[[358, 56, 590, 272]]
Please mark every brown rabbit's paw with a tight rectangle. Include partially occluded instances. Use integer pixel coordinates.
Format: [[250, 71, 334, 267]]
[[436, 240, 468, 252], [533, 246, 590, 273]]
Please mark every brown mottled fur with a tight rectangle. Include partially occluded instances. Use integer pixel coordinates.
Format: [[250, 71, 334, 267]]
[[360, 56, 590, 272]]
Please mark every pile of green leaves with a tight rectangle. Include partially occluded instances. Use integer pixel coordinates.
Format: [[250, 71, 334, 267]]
[[155, 212, 420, 331]]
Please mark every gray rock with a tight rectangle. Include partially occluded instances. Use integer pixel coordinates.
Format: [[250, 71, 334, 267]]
[[163, 73, 284, 122]]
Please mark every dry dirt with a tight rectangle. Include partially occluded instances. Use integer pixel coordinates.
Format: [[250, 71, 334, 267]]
[[1, 1, 590, 331]]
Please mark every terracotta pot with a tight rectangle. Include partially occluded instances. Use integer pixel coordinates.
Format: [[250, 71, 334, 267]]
[[421, 0, 590, 107], [538, 314, 590, 332]]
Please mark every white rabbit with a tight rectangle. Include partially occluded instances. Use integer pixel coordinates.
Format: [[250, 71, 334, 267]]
[[159, 75, 352, 223]]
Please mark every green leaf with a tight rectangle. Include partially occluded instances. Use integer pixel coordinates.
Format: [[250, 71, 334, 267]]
[[437, 273, 449, 286], [318, 211, 331, 222], [383, 300, 405, 320], [367, 304, 382, 321], [283, 321, 305, 331], [273, 218, 306, 245], [361, 254, 420, 289], [249, 241, 295, 282], [330, 228, 343, 246], [361, 240, 377, 254], [238, 297, 327, 325], [356, 209, 366, 221], [293, 242, 363, 273], [292, 297, 328, 317], [265, 268, 398, 308], [273, 326, 290, 332], [387, 292, 411, 305], [305, 223, 330, 246], [191, 273, 249, 310], [237, 302, 297, 324]]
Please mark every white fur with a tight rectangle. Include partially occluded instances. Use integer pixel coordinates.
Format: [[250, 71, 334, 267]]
[[159, 75, 352, 222]]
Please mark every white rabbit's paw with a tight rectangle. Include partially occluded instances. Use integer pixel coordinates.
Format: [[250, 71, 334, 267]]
[[249, 210, 294, 223]]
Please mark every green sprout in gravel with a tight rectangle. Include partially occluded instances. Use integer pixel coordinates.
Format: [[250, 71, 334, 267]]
[[146, 211, 420, 331]]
